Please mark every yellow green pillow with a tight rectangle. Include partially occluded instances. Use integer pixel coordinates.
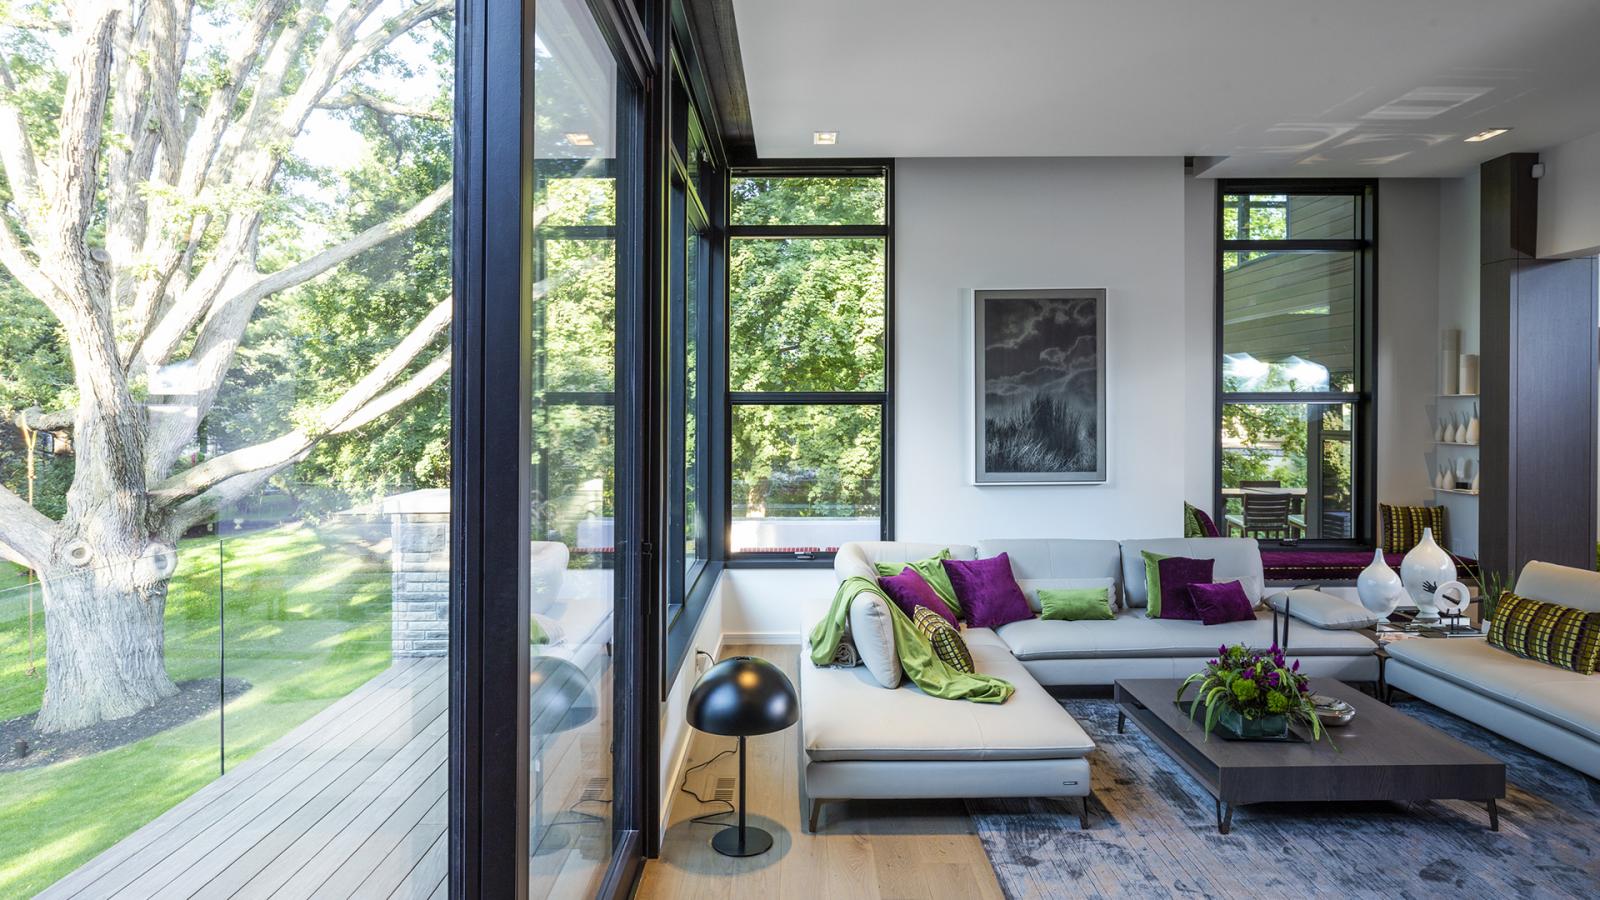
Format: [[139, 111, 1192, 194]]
[[1038, 587, 1114, 621]]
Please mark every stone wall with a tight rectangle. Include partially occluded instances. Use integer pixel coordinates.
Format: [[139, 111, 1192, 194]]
[[383, 490, 450, 658]]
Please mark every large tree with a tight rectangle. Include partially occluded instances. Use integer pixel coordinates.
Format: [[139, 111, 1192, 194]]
[[0, 0, 452, 733]]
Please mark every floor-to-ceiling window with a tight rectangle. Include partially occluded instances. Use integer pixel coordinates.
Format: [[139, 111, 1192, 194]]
[[726, 168, 893, 559], [1216, 182, 1376, 545], [530, 0, 645, 892]]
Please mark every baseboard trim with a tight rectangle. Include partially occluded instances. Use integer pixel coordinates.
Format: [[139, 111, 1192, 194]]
[[722, 630, 802, 646]]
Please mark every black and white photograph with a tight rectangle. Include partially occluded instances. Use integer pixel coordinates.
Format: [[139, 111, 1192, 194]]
[[973, 289, 1107, 484]]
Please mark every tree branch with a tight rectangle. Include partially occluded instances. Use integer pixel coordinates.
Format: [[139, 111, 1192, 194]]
[[0, 482, 56, 570], [0, 212, 68, 322], [0, 56, 44, 230], [151, 294, 451, 506], [319, 90, 448, 122], [332, 0, 453, 84]]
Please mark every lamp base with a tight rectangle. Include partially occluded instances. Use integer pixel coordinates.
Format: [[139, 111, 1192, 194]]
[[710, 824, 773, 857]]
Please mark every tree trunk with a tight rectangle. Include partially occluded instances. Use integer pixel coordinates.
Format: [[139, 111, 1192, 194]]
[[35, 547, 178, 734]]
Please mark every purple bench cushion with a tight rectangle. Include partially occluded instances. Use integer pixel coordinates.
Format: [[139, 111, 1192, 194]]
[[1260, 549, 1476, 583]]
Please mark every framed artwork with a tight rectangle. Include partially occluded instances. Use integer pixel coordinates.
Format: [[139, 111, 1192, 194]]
[[972, 288, 1107, 484]]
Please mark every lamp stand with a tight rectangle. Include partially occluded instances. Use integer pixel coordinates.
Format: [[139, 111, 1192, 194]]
[[710, 736, 773, 857]]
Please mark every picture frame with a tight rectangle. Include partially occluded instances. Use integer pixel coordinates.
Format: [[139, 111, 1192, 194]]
[[972, 288, 1107, 485]]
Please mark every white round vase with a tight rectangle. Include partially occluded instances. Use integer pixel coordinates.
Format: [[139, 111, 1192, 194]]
[[1401, 527, 1454, 623], [1356, 548, 1405, 618]]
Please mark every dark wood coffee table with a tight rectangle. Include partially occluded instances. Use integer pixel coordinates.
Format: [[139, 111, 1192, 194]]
[[1113, 678, 1505, 834]]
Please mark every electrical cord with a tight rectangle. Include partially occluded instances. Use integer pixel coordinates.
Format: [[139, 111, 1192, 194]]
[[678, 744, 737, 825]]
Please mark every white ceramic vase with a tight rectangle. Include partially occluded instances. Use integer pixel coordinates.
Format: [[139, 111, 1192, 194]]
[[1466, 404, 1480, 444], [1434, 419, 1445, 442], [1357, 548, 1405, 618], [1443, 419, 1457, 443], [1401, 527, 1455, 623]]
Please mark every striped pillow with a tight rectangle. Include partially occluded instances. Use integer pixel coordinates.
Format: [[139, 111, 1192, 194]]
[[912, 606, 974, 674], [1487, 591, 1600, 675], [1379, 504, 1448, 554]]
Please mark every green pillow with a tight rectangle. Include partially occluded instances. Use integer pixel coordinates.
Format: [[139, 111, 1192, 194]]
[[1038, 587, 1114, 621], [1141, 550, 1170, 619], [875, 549, 961, 618]]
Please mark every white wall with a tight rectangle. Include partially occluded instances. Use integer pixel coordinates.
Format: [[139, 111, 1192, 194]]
[[894, 158, 1189, 544], [1377, 180, 1441, 508], [1539, 128, 1600, 259], [1182, 172, 1216, 505], [1434, 173, 1481, 557]]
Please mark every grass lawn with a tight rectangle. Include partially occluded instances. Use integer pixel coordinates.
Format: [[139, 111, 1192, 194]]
[[0, 523, 393, 898]]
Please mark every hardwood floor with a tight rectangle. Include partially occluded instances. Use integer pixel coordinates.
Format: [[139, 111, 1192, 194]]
[[636, 644, 1004, 900]]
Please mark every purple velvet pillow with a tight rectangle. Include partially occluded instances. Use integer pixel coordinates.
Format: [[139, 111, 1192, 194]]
[[1189, 580, 1256, 626], [1156, 556, 1214, 621], [940, 553, 1033, 629], [1192, 506, 1221, 538], [877, 569, 958, 628]]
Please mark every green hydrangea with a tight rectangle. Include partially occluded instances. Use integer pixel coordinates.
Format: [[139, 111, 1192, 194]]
[[1266, 690, 1290, 714], [1230, 677, 1258, 702]]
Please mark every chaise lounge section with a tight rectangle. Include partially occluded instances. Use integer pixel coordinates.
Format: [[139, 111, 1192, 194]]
[[1385, 561, 1600, 780]]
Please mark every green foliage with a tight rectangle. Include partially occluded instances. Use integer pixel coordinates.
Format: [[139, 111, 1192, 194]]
[[1178, 643, 1328, 744], [731, 176, 884, 226]]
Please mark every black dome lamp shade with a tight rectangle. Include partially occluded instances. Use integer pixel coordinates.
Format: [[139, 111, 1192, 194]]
[[686, 656, 799, 857]]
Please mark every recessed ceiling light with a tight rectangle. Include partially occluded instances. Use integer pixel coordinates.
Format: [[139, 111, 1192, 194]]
[[1464, 128, 1510, 143], [812, 131, 838, 146], [565, 132, 594, 146]]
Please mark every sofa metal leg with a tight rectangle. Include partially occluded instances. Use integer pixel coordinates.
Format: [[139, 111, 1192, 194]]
[[1078, 795, 1091, 830], [807, 799, 824, 834]]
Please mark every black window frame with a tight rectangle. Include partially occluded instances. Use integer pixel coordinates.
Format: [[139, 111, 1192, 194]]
[[724, 160, 896, 568], [1213, 179, 1378, 549]]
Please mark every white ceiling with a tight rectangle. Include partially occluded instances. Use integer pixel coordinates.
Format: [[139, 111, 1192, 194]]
[[731, 0, 1600, 176]]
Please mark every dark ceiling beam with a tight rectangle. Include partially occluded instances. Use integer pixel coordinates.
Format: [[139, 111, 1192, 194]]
[[682, 0, 755, 156]]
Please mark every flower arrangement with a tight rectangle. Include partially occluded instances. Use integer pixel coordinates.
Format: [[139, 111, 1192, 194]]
[[1177, 643, 1328, 743]]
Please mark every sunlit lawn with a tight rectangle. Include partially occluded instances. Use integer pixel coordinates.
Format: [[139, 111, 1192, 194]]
[[0, 523, 393, 898]]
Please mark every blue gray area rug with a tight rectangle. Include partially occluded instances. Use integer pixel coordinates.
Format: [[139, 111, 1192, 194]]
[[966, 698, 1600, 899]]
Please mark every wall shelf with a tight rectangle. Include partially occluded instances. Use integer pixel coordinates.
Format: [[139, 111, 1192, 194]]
[[1438, 393, 1479, 398], [1434, 488, 1479, 497], [1435, 441, 1479, 447]]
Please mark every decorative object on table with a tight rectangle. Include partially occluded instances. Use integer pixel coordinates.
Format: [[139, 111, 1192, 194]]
[[971, 288, 1106, 485], [1459, 352, 1480, 395], [1307, 693, 1357, 728], [1357, 548, 1406, 617], [1466, 403, 1480, 444], [1440, 328, 1460, 394], [1176, 644, 1328, 743], [1402, 527, 1455, 623], [686, 656, 799, 856]]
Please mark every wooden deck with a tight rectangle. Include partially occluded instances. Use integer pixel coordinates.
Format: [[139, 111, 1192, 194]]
[[41, 658, 450, 899]]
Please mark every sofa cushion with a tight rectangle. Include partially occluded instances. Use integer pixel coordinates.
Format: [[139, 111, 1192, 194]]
[[976, 539, 1124, 609], [1516, 560, 1600, 614], [801, 634, 1096, 763], [848, 590, 901, 688], [875, 550, 962, 619], [1151, 554, 1213, 621], [835, 542, 977, 584], [1265, 589, 1379, 630], [995, 609, 1376, 661], [1385, 637, 1600, 744], [1486, 592, 1600, 674], [912, 606, 974, 674], [1190, 580, 1256, 626], [942, 553, 1033, 629], [878, 568, 958, 628], [1039, 586, 1115, 621], [1380, 503, 1448, 553], [1121, 538, 1264, 607]]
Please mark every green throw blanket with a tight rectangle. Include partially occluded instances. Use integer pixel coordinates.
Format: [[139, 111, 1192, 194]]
[[809, 576, 1014, 704]]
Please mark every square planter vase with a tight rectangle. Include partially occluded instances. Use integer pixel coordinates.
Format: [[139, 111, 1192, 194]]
[[1217, 706, 1287, 739]]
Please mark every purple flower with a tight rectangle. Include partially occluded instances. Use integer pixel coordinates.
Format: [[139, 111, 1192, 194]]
[[1291, 659, 1300, 672], [1219, 644, 1228, 657], [1298, 682, 1309, 692], [1242, 668, 1255, 680], [1207, 658, 1218, 666], [1269, 643, 1280, 654], [1266, 671, 1280, 687]]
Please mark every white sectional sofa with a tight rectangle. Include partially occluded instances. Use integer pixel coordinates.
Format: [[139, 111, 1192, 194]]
[[799, 537, 1381, 831], [1386, 561, 1600, 780]]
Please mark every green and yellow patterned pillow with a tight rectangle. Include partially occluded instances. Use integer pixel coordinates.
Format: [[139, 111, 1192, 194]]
[[1487, 591, 1600, 675], [1379, 504, 1448, 554], [912, 605, 974, 674]]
